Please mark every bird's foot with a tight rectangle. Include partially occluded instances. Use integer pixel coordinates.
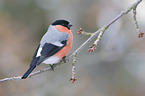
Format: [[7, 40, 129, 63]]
[[49, 65, 54, 71], [62, 56, 66, 63]]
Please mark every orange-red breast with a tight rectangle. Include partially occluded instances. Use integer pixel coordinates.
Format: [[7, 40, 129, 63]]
[[22, 19, 73, 79]]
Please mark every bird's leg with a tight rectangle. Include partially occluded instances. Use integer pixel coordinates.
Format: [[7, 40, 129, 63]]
[[49, 64, 54, 71], [62, 56, 66, 63]]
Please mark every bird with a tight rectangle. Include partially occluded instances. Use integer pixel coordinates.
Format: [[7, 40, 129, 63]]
[[22, 19, 73, 79]]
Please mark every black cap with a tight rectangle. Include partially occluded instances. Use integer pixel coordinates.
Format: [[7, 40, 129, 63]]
[[52, 20, 73, 29]]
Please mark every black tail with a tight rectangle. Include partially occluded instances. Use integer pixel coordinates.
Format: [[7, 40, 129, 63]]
[[21, 65, 36, 79]]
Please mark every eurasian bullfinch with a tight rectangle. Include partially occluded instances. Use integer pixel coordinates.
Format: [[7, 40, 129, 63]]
[[22, 19, 73, 79]]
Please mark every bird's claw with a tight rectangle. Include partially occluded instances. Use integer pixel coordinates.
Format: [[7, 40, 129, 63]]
[[49, 65, 54, 71], [62, 56, 66, 63]]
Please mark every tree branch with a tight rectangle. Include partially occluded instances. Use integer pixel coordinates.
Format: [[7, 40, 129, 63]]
[[0, 0, 143, 83]]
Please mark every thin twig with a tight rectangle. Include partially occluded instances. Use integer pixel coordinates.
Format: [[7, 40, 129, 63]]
[[88, 0, 142, 52], [133, 8, 140, 32], [0, 0, 143, 83], [69, 53, 77, 83], [0, 65, 56, 83], [132, 4, 144, 38], [77, 28, 92, 36]]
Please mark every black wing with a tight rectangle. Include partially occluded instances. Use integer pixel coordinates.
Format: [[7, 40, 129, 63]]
[[22, 40, 67, 79], [31, 40, 67, 66]]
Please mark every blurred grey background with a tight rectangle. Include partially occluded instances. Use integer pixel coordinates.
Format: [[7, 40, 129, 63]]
[[0, 0, 145, 96]]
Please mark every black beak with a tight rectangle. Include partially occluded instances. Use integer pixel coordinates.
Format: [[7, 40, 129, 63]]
[[68, 23, 73, 28]]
